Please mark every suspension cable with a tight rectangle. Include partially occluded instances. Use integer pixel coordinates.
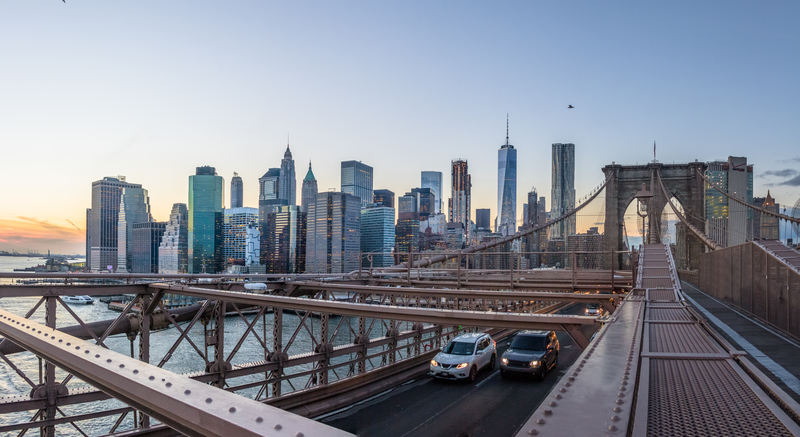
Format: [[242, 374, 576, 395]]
[[380, 174, 613, 271], [696, 169, 800, 224], [656, 170, 720, 251]]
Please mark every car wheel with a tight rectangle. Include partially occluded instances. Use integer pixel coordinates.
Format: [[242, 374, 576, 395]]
[[500, 370, 507, 378], [553, 353, 558, 369], [468, 365, 477, 383], [489, 354, 496, 370], [539, 364, 547, 381]]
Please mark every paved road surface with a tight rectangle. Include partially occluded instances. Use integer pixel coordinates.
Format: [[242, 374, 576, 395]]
[[321, 304, 599, 437]]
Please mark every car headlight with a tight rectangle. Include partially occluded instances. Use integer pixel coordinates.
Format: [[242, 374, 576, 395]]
[[431, 360, 439, 367], [530, 360, 540, 367], [456, 362, 469, 369], [501, 358, 508, 365]]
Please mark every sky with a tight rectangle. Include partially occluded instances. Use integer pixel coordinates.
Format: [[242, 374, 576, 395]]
[[1, 1, 799, 255]]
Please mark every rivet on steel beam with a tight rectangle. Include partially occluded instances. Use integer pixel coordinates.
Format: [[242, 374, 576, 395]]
[[106, 359, 112, 363], [568, 377, 575, 382], [75, 346, 80, 350], [59, 339, 63, 343], [149, 376, 155, 381], [527, 429, 539, 435], [608, 425, 618, 432], [133, 370, 139, 374], [95, 354, 100, 358], [615, 399, 624, 405], [613, 407, 622, 413], [274, 424, 282, 430], [549, 401, 557, 407], [84, 350, 89, 354], [619, 386, 626, 391], [184, 389, 190, 395], [555, 394, 562, 400], [611, 415, 620, 422], [51, 336, 55, 339], [536, 418, 546, 425], [572, 372, 578, 377], [296, 433, 304, 437], [256, 417, 263, 423], [559, 388, 567, 393], [229, 407, 236, 413], [564, 382, 571, 387], [544, 410, 552, 416], [620, 381, 627, 386], [66, 342, 71, 346], [617, 392, 625, 398], [119, 364, 125, 369], [205, 398, 212, 404], [166, 382, 172, 387]]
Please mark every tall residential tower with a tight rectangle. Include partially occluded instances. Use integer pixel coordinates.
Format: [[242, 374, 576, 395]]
[[551, 143, 576, 239], [448, 160, 471, 238]]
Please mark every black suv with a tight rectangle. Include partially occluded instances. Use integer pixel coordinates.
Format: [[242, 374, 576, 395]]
[[499, 330, 559, 379]]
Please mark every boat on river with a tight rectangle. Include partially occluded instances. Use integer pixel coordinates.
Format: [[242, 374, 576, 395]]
[[63, 295, 94, 305]]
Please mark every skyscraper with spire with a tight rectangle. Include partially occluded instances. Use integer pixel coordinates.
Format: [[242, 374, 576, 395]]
[[279, 144, 296, 205], [497, 115, 517, 236], [301, 161, 318, 214]]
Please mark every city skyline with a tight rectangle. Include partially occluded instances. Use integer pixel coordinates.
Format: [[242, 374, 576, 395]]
[[2, 2, 799, 253]]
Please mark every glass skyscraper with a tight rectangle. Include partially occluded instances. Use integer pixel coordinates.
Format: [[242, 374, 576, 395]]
[[421, 171, 443, 214], [223, 207, 258, 267], [361, 205, 396, 268], [551, 143, 576, 239], [132, 222, 166, 273], [230, 172, 243, 208], [188, 166, 225, 274], [306, 192, 361, 273], [158, 203, 189, 274], [475, 208, 491, 230], [705, 156, 753, 246], [497, 120, 517, 236], [373, 189, 395, 209], [116, 185, 152, 272], [341, 160, 373, 208], [264, 205, 306, 273], [89, 176, 143, 272]]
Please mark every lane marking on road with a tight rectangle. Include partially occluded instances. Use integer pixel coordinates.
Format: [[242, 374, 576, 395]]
[[476, 369, 500, 388], [682, 289, 800, 397]]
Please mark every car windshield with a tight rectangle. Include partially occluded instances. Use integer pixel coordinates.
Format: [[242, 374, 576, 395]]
[[510, 335, 547, 351], [443, 341, 475, 355], [587, 304, 600, 309]]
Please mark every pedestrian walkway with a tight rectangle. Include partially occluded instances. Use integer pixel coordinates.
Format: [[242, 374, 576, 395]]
[[682, 280, 800, 404]]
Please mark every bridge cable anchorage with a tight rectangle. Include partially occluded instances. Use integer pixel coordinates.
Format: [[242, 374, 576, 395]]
[[696, 168, 800, 225], [371, 174, 613, 274], [656, 170, 721, 251]]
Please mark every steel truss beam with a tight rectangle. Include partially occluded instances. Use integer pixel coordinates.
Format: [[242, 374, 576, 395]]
[[148, 284, 597, 332], [0, 308, 351, 437]]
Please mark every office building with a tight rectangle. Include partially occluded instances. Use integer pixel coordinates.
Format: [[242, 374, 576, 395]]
[[753, 192, 780, 240], [537, 197, 548, 228], [448, 160, 471, 238], [223, 207, 258, 267], [567, 227, 604, 269], [373, 189, 395, 209], [188, 166, 225, 274], [421, 171, 443, 214], [411, 187, 435, 220], [399, 192, 419, 215], [341, 160, 373, 207], [361, 204, 395, 267], [263, 205, 306, 273], [395, 212, 420, 263], [527, 188, 539, 226], [301, 161, 318, 214], [420, 213, 447, 235], [446, 222, 466, 250], [279, 145, 296, 205], [475, 208, 491, 230], [116, 185, 152, 272], [89, 176, 143, 272], [551, 143, 576, 239], [85, 208, 91, 270], [306, 192, 361, 273], [705, 156, 753, 246], [497, 118, 517, 235], [158, 203, 189, 274], [230, 172, 243, 209], [132, 222, 166, 273]]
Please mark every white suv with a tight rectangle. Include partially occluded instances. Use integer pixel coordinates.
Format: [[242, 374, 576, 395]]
[[429, 333, 496, 382]]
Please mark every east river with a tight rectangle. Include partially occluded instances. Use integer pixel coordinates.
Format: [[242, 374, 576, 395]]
[[0, 256, 385, 436]]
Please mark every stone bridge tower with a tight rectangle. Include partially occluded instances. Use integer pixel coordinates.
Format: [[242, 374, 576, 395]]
[[603, 162, 707, 270]]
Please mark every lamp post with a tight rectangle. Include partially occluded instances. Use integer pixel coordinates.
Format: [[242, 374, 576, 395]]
[[634, 183, 654, 244]]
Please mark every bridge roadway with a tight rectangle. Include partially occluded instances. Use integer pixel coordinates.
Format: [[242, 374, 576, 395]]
[[517, 244, 800, 436], [319, 304, 598, 436]]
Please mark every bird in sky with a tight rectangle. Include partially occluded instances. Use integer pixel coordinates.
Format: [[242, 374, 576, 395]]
[[568, 105, 574, 109]]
